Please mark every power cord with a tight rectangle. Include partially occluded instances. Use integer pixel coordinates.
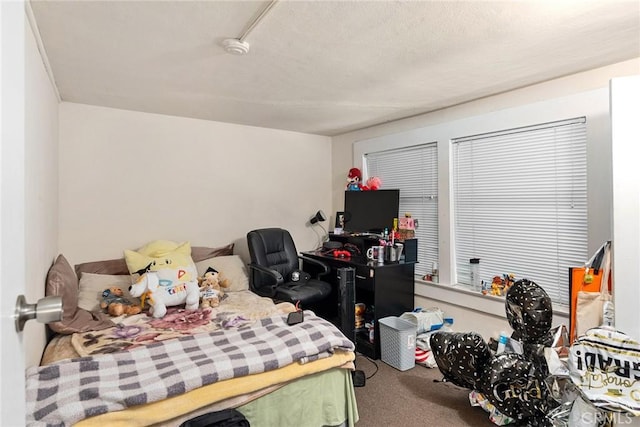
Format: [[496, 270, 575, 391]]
[[310, 223, 328, 249], [363, 355, 379, 380], [355, 352, 379, 380], [343, 242, 361, 255]]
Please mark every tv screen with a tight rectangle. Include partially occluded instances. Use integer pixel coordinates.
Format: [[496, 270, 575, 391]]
[[343, 189, 400, 234]]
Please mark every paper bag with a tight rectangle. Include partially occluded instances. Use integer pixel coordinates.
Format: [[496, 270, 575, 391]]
[[569, 241, 612, 342]]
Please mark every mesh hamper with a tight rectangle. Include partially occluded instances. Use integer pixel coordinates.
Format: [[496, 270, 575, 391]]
[[379, 316, 416, 371]]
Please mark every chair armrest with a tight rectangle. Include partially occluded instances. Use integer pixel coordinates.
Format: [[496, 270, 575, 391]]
[[298, 255, 330, 278], [247, 263, 285, 285]]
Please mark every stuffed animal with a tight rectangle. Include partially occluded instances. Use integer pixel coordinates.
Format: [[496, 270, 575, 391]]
[[129, 270, 200, 318], [197, 268, 229, 308], [347, 168, 381, 191], [100, 287, 142, 317], [124, 241, 200, 310], [199, 281, 221, 309], [346, 167, 364, 191], [354, 303, 366, 329], [366, 176, 382, 190]]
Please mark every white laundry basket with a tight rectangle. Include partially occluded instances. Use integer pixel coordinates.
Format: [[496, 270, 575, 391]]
[[379, 316, 416, 371]]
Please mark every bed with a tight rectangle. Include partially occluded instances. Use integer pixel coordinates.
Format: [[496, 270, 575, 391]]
[[27, 242, 358, 427]]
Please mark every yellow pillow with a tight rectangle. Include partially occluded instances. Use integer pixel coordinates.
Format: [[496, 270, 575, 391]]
[[137, 240, 183, 257], [124, 240, 197, 283]]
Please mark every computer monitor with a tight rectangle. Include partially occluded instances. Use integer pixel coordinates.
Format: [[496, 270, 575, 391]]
[[343, 189, 400, 234]]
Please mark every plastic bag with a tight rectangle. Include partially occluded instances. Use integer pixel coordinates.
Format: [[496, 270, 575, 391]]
[[569, 326, 640, 416], [400, 307, 444, 334]]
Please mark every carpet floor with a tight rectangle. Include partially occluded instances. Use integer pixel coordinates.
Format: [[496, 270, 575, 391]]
[[353, 354, 497, 427]]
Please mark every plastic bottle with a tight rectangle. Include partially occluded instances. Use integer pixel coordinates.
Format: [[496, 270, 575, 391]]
[[602, 301, 615, 327], [469, 258, 481, 291], [496, 331, 508, 354]]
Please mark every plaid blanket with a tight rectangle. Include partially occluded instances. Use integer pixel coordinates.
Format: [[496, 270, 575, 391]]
[[26, 311, 354, 426]]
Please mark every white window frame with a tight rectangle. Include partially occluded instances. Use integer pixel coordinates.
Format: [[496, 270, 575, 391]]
[[451, 118, 588, 306], [364, 143, 438, 278], [353, 88, 611, 315]]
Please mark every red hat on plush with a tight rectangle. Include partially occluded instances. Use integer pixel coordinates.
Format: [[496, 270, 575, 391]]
[[347, 167, 361, 180]]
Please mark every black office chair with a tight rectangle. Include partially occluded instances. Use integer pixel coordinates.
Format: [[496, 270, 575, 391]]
[[246, 228, 332, 308]]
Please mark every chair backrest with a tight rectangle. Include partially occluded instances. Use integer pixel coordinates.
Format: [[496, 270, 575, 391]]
[[246, 228, 299, 294]]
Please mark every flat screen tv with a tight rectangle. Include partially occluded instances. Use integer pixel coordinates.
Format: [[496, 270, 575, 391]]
[[343, 189, 400, 234]]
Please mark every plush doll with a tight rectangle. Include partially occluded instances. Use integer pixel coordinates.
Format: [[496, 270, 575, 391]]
[[347, 168, 382, 191], [366, 176, 382, 191], [346, 167, 364, 191], [129, 270, 200, 318], [100, 287, 142, 317], [124, 241, 202, 318], [199, 280, 221, 309], [354, 303, 366, 329], [197, 268, 229, 308]]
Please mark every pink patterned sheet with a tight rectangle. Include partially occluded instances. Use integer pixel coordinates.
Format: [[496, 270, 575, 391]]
[[70, 290, 295, 357]]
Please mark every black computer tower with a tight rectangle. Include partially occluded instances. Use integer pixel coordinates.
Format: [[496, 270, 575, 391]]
[[337, 267, 356, 343]]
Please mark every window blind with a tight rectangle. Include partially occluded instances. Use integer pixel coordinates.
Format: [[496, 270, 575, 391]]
[[452, 117, 588, 306], [365, 143, 438, 277]]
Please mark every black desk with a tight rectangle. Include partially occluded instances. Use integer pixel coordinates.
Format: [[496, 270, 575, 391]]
[[302, 251, 415, 359]]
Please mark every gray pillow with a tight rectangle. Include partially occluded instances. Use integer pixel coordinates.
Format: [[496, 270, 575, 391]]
[[46, 254, 113, 334]]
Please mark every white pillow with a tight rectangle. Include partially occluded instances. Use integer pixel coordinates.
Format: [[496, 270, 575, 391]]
[[77, 272, 135, 312], [195, 255, 249, 292]]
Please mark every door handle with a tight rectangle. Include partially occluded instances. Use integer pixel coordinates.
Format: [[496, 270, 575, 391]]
[[14, 295, 63, 332]]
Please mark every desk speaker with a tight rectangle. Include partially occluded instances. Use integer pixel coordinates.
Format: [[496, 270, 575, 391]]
[[337, 267, 355, 344], [402, 239, 418, 263]]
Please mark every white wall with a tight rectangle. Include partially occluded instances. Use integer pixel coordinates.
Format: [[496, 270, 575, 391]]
[[332, 58, 640, 339], [59, 103, 332, 265], [23, 10, 60, 368], [332, 59, 639, 212], [610, 76, 640, 340]]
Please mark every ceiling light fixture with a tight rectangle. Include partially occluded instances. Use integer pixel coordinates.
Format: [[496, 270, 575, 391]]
[[222, 39, 250, 55], [222, 0, 279, 56]]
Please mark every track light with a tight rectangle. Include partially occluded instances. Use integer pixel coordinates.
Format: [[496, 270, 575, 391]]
[[310, 210, 327, 225]]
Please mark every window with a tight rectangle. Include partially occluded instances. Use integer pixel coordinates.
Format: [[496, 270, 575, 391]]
[[452, 118, 588, 306], [365, 143, 438, 277]]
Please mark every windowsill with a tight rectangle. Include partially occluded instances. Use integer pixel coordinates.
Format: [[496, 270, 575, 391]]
[[414, 278, 570, 319]]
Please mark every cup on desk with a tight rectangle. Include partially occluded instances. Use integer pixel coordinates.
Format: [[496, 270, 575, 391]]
[[393, 243, 403, 261], [381, 242, 404, 262], [366, 245, 385, 263]]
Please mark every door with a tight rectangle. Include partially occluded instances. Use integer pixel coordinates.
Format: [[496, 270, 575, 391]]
[[1, 0, 27, 424]]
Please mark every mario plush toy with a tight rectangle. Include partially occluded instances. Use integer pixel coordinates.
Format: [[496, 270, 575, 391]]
[[346, 167, 363, 191], [346, 168, 382, 191]]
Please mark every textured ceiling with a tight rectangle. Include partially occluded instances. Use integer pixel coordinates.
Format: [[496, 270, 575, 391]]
[[30, 0, 640, 136]]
